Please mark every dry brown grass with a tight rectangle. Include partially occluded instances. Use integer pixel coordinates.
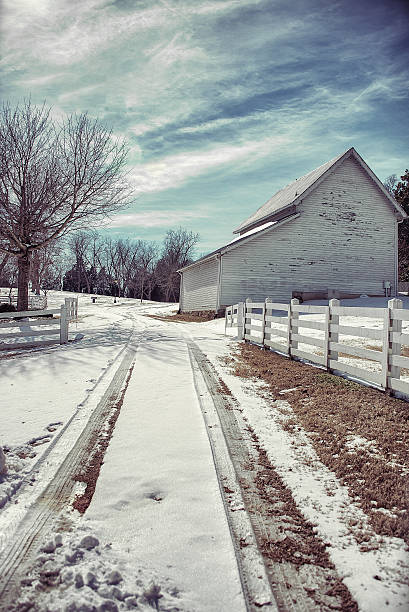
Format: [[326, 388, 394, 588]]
[[232, 343, 409, 545]]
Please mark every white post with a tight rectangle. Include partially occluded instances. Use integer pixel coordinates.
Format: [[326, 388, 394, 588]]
[[244, 298, 251, 342], [328, 298, 340, 368], [224, 306, 229, 334], [237, 302, 245, 341], [60, 305, 69, 344], [387, 298, 403, 389], [262, 298, 271, 347], [64, 298, 71, 321], [323, 305, 330, 369], [289, 298, 299, 357]]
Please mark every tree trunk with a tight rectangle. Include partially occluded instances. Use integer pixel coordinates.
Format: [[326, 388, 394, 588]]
[[17, 252, 31, 311], [31, 251, 41, 295], [0, 253, 10, 278]]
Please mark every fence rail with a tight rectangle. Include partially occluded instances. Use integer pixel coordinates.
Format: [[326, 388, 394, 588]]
[[0, 298, 78, 351], [225, 297, 409, 397], [0, 294, 47, 310]]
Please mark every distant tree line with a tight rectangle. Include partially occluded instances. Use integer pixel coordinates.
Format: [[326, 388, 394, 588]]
[[384, 170, 409, 281], [0, 227, 199, 303]]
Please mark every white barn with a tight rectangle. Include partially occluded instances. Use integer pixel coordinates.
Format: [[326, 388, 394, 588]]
[[178, 148, 406, 312]]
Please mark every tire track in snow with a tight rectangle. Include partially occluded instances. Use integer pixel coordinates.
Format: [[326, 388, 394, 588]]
[[0, 325, 140, 608], [187, 340, 345, 612], [188, 340, 278, 612]]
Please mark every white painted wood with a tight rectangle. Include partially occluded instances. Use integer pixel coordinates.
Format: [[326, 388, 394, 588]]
[[390, 354, 409, 368], [60, 305, 69, 344], [237, 302, 245, 340], [297, 319, 326, 331], [292, 333, 325, 348], [329, 342, 383, 362], [265, 314, 288, 324], [265, 303, 289, 311], [323, 306, 330, 369], [328, 298, 340, 366], [292, 304, 328, 313], [0, 308, 59, 319], [261, 298, 270, 345], [0, 329, 60, 339], [0, 339, 59, 351], [246, 313, 264, 321], [292, 348, 326, 366], [331, 324, 383, 340], [392, 332, 409, 344], [331, 306, 383, 318], [180, 257, 219, 311], [390, 308, 409, 321], [381, 307, 390, 389], [0, 319, 59, 329], [388, 298, 403, 384], [264, 338, 288, 352], [289, 298, 299, 356], [219, 155, 397, 306], [246, 324, 264, 333], [244, 334, 264, 344], [265, 326, 287, 338], [389, 377, 409, 394], [329, 360, 382, 385]]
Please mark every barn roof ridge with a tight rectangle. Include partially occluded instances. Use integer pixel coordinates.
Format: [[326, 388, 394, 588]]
[[233, 147, 406, 235]]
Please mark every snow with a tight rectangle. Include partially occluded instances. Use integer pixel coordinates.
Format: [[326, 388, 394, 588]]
[[83, 326, 245, 612], [1, 291, 408, 611]]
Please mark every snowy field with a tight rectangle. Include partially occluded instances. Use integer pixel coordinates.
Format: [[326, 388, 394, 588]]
[[0, 291, 408, 611]]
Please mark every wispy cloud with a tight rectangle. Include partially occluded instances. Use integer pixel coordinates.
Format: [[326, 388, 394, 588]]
[[107, 209, 208, 228], [129, 136, 289, 193], [1, 0, 408, 253]]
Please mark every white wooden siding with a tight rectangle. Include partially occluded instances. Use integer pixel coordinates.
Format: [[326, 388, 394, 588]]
[[220, 156, 396, 306], [181, 257, 219, 311]]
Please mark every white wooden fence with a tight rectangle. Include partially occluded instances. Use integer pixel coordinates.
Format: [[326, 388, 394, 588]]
[[0, 294, 47, 310], [226, 297, 409, 397], [0, 298, 78, 351]]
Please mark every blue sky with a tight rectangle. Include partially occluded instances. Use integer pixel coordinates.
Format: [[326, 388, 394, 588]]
[[1, 0, 408, 257]]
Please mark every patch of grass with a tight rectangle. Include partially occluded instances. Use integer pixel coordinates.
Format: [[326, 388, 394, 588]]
[[232, 343, 409, 544], [315, 372, 361, 389]]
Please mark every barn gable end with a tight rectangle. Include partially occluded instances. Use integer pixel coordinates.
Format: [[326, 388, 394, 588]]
[[179, 148, 405, 312], [219, 154, 399, 306]]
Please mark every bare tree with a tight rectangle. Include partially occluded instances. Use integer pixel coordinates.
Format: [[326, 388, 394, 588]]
[[155, 228, 199, 302], [135, 241, 157, 302], [30, 240, 64, 294], [384, 174, 398, 195], [0, 100, 131, 310]]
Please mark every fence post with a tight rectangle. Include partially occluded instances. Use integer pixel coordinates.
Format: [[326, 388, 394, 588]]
[[64, 298, 71, 321], [224, 306, 229, 334], [260, 298, 268, 346], [262, 298, 271, 347], [323, 305, 330, 369], [60, 305, 69, 344], [328, 298, 340, 369], [237, 302, 245, 341], [289, 298, 299, 358], [244, 298, 251, 342], [385, 298, 403, 391]]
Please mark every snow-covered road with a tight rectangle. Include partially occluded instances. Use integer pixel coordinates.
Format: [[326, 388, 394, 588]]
[[1, 292, 408, 612]]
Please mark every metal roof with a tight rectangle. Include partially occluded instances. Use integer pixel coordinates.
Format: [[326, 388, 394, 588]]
[[233, 147, 406, 234]]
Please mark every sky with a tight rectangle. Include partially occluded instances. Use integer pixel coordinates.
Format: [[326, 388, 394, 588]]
[[1, 0, 408, 257]]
